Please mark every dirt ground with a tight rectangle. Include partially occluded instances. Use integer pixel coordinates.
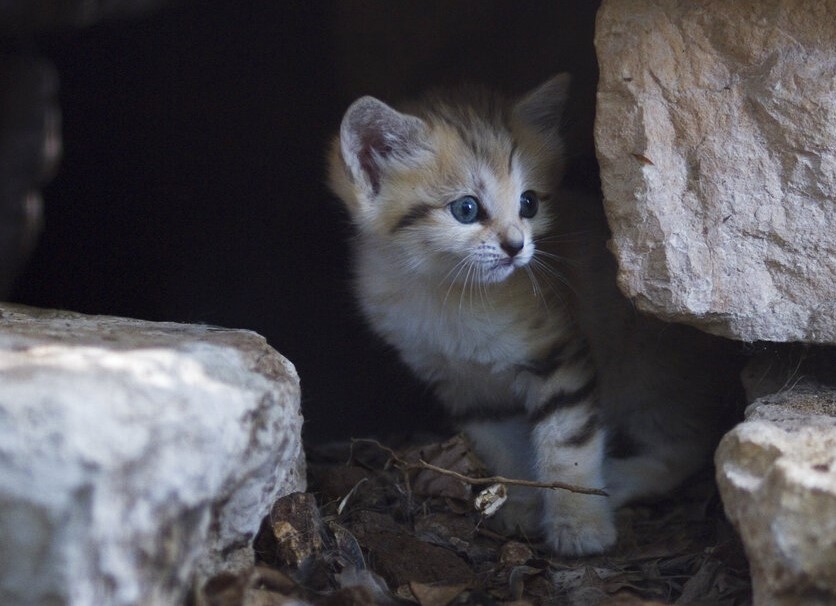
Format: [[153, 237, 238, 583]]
[[193, 434, 752, 606]]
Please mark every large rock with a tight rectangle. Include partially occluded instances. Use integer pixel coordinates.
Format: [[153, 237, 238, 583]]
[[716, 388, 836, 606], [595, 0, 836, 343], [0, 303, 305, 606]]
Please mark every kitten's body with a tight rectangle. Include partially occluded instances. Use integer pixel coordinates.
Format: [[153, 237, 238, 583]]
[[329, 76, 741, 556]]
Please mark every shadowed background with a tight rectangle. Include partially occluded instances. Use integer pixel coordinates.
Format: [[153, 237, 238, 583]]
[[8, 1, 601, 442]]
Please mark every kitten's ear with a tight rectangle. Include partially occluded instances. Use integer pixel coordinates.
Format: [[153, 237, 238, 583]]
[[339, 96, 429, 197], [513, 73, 571, 149]]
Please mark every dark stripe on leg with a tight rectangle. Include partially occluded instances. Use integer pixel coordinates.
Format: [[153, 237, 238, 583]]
[[563, 413, 599, 447], [528, 378, 597, 424]]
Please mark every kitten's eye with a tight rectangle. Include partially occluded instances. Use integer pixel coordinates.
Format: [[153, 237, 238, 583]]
[[519, 190, 539, 219], [449, 195, 481, 224]]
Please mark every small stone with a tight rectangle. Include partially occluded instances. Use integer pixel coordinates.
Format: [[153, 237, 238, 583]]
[[499, 541, 534, 568], [269, 493, 325, 568]]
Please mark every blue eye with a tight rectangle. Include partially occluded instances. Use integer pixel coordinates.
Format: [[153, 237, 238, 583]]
[[450, 195, 481, 224], [519, 190, 539, 219]]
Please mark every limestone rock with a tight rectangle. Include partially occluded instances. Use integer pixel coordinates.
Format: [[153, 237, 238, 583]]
[[0, 303, 305, 606], [595, 0, 836, 343], [716, 388, 836, 606]]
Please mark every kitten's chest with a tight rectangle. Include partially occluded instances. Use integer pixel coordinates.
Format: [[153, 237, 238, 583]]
[[358, 270, 559, 371]]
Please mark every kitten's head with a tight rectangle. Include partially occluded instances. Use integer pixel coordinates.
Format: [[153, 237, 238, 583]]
[[329, 74, 570, 284]]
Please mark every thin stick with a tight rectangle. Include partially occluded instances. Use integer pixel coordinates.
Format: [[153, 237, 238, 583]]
[[416, 459, 608, 496], [350, 438, 608, 497]]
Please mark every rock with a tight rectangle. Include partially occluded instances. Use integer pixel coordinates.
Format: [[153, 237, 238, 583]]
[[715, 388, 836, 606], [595, 0, 836, 343], [0, 303, 305, 606], [267, 493, 325, 569]]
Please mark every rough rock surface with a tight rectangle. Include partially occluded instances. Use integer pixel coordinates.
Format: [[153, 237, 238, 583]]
[[595, 0, 836, 343], [716, 388, 836, 606], [0, 303, 305, 606]]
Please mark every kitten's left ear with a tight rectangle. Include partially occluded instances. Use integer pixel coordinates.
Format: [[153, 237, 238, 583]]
[[339, 96, 429, 198], [513, 73, 571, 149]]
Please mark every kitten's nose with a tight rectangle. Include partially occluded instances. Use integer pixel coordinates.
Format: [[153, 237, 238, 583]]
[[500, 238, 524, 258]]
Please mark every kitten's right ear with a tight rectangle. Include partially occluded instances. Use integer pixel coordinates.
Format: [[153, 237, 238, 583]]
[[339, 97, 429, 197], [513, 73, 571, 153]]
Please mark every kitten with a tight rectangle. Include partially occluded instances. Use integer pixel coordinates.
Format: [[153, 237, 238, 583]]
[[328, 75, 742, 556]]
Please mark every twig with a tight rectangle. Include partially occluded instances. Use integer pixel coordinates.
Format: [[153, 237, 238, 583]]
[[350, 438, 608, 497], [416, 458, 608, 496]]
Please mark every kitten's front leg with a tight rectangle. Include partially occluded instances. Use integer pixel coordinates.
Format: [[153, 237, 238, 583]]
[[462, 416, 541, 537], [528, 375, 616, 556]]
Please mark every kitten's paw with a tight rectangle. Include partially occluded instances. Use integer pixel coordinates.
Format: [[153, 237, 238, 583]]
[[542, 498, 616, 557], [545, 518, 617, 556]]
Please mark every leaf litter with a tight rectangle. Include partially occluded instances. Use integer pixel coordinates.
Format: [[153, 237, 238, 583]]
[[191, 434, 751, 606]]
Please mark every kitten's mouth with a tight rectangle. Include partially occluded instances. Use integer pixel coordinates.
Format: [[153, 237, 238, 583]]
[[483, 258, 525, 282]]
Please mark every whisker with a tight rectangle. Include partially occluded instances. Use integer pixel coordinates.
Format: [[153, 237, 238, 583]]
[[460, 259, 476, 313], [534, 230, 597, 244], [532, 248, 581, 268], [441, 255, 473, 306], [441, 253, 471, 285], [524, 264, 548, 309], [478, 263, 493, 311], [530, 256, 577, 300]]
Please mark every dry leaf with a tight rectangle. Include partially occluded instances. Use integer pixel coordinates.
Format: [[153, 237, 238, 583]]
[[244, 436, 752, 606], [474, 482, 508, 517], [404, 435, 486, 500]]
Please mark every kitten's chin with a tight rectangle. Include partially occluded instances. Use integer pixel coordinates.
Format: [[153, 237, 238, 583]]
[[480, 262, 520, 284]]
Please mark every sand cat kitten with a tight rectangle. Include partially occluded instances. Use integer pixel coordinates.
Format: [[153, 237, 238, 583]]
[[328, 75, 741, 556]]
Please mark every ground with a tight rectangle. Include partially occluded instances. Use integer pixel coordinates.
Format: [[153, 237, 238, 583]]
[[193, 434, 752, 606]]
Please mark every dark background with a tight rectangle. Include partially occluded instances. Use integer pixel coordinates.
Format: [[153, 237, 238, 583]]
[[10, 1, 601, 443]]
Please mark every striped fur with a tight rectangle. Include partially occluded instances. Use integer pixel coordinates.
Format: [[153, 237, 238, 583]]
[[328, 75, 742, 556]]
